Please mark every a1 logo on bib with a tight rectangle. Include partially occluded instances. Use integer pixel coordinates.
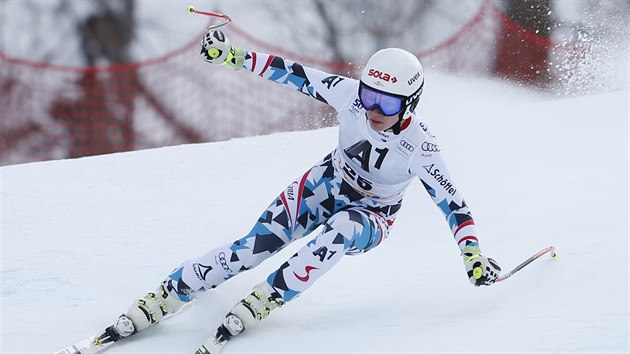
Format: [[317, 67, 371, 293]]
[[395, 138, 416, 158]]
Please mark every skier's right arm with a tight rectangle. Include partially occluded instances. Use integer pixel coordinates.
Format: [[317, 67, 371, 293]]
[[200, 30, 356, 111]]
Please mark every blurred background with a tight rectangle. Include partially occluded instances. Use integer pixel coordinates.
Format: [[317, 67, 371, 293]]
[[1, 0, 628, 166]]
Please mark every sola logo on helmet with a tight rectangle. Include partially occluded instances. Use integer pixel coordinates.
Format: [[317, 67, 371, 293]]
[[368, 69, 397, 83]]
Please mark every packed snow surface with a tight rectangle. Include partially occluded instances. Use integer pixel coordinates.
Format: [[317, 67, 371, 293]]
[[2, 72, 628, 353]]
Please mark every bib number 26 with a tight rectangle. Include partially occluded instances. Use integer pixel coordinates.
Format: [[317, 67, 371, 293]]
[[342, 162, 373, 190]]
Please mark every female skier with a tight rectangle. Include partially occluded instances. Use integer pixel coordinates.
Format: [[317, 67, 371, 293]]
[[102, 30, 501, 346]]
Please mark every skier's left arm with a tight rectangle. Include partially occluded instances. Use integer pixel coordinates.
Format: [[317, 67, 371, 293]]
[[240, 52, 354, 110], [410, 137, 501, 286], [200, 30, 355, 111]]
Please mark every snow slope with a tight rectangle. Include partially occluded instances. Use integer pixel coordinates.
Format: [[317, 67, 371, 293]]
[[1, 73, 628, 353]]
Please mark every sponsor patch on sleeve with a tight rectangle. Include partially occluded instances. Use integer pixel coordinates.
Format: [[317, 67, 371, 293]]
[[395, 138, 416, 158], [348, 97, 363, 117]]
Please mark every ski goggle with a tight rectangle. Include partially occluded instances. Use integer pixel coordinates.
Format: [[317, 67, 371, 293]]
[[359, 84, 405, 116]]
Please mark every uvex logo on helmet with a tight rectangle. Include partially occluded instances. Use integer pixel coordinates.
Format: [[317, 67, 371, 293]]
[[408, 71, 421, 86], [405, 88, 423, 105], [368, 69, 398, 83]]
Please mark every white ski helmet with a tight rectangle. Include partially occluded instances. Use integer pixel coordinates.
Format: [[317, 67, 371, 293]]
[[360, 48, 424, 119]]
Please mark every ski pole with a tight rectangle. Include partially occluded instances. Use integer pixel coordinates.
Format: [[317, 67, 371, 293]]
[[187, 6, 231, 30], [495, 245, 557, 283]]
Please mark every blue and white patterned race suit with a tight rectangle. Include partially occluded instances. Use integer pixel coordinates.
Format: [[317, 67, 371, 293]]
[[166, 51, 480, 303], [170, 152, 398, 302]]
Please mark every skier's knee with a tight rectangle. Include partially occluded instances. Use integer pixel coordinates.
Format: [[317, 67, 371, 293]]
[[327, 209, 385, 254]]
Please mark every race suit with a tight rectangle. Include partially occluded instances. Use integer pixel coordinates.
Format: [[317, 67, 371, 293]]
[[166, 51, 480, 302]]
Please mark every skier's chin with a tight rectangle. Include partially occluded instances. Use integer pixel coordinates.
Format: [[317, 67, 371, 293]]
[[366, 111, 396, 131], [368, 119, 392, 131]]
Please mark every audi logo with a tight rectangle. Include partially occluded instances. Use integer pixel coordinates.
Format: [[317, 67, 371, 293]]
[[421, 142, 441, 152], [217, 252, 233, 272], [399, 140, 415, 152]]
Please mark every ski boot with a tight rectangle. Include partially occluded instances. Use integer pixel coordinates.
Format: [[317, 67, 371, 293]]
[[126, 279, 192, 332], [106, 279, 193, 341], [194, 282, 284, 354], [229, 282, 284, 332]]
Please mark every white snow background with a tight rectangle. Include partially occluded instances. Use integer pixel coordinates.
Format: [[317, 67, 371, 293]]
[[1, 70, 628, 353]]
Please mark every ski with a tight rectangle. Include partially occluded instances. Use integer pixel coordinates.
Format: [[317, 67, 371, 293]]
[[53, 312, 138, 354], [55, 299, 194, 354], [193, 327, 229, 354], [53, 331, 117, 354], [56, 322, 234, 354], [193, 314, 244, 354]]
